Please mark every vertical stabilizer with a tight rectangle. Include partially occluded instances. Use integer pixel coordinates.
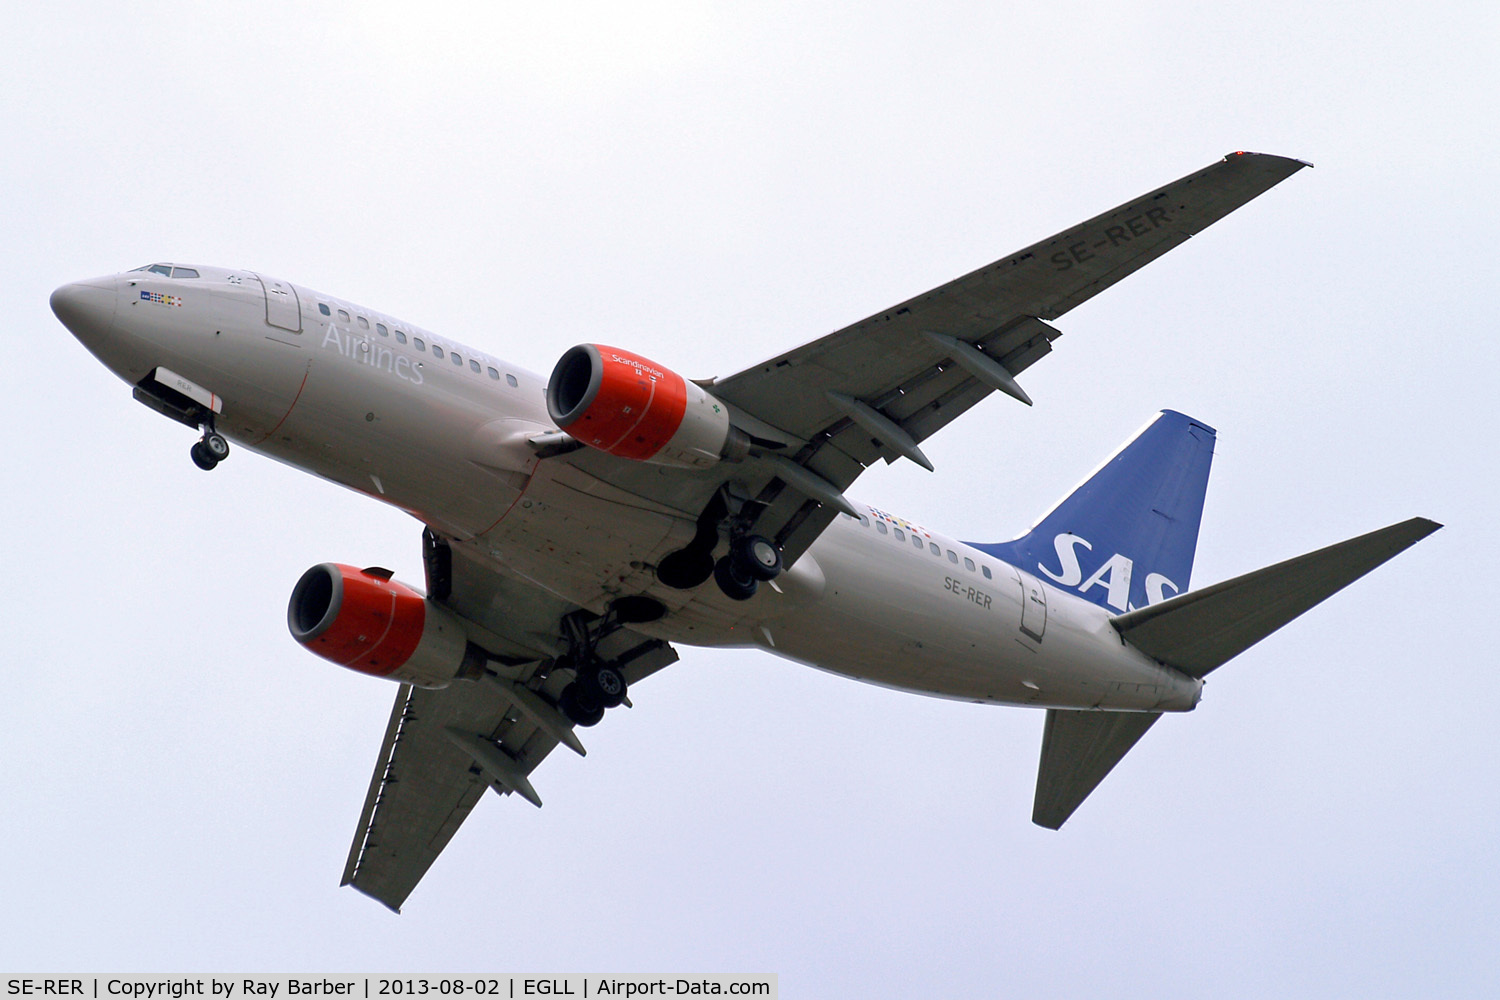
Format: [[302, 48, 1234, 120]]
[[972, 410, 1215, 613]]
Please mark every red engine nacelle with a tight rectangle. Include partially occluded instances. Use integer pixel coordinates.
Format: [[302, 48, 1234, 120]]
[[546, 344, 747, 468], [287, 563, 480, 688]]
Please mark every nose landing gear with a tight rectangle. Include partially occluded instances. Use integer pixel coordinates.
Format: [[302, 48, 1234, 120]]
[[190, 420, 230, 471]]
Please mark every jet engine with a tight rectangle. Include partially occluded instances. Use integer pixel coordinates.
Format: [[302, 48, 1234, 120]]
[[546, 344, 748, 468], [287, 563, 483, 688]]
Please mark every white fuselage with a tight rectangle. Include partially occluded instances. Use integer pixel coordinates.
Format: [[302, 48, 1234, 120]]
[[59, 265, 1202, 714]]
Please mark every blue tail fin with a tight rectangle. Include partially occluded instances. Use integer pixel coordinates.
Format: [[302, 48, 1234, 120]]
[[970, 411, 1216, 612]]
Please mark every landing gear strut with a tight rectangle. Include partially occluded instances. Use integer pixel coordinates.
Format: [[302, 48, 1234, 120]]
[[190, 416, 229, 471]]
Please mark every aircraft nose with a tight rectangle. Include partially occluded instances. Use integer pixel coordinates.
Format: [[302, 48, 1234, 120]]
[[50, 276, 118, 344]]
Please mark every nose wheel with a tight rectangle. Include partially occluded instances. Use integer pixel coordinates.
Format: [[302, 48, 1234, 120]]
[[190, 421, 230, 471]]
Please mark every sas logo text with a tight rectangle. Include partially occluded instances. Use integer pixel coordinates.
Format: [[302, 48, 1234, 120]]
[[1036, 532, 1178, 611]]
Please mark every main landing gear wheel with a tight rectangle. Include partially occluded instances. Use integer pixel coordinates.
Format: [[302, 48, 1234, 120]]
[[714, 554, 759, 601], [558, 682, 605, 728], [580, 662, 628, 709], [732, 534, 782, 581]]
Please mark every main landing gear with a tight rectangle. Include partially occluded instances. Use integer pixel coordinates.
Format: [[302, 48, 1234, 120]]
[[189, 417, 230, 471], [655, 489, 786, 602], [553, 606, 650, 728], [557, 659, 625, 728], [712, 534, 782, 601]]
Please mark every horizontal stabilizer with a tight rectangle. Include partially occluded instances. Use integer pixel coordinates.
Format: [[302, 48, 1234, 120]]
[[1033, 709, 1161, 829], [1111, 517, 1441, 677]]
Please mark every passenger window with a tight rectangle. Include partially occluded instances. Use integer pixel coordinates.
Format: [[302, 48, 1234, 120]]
[[432, 345, 444, 359], [338, 309, 351, 322], [859, 514, 870, 526], [170, 267, 199, 279], [913, 535, 923, 549], [376, 323, 389, 336], [470, 359, 481, 373], [947, 550, 958, 563], [893, 528, 905, 542], [414, 338, 426, 351], [982, 566, 993, 579], [452, 352, 464, 366], [487, 366, 500, 380], [506, 374, 518, 387], [964, 557, 976, 571], [876, 522, 888, 535], [395, 331, 407, 344], [357, 316, 370, 330], [929, 542, 941, 556], [318, 304, 331, 316]]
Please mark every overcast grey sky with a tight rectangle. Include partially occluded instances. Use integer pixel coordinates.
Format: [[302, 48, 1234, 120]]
[[3, 1, 1496, 995]]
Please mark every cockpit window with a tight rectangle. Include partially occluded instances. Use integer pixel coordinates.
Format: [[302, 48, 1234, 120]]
[[131, 264, 175, 277], [170, 267, 199, 279]]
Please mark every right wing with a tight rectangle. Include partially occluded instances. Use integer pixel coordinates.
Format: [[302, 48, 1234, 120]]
[[562, 153, 1309, 569], [341, 540, 677, 912]]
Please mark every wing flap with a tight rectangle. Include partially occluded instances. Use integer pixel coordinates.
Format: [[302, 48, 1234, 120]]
[[1032, 709, 1162, 830], [1111, 517, 1441, 677]]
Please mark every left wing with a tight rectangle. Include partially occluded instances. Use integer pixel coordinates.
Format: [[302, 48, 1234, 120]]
[[341, 541, 677, 912], [341, 679, 553, 912]]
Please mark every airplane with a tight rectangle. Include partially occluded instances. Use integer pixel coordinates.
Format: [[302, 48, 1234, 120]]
[[50, 152, 1439, 912]]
